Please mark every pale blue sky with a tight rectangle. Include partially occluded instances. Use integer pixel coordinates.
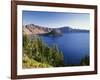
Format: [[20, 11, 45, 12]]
[[22, 11, 90, 30]]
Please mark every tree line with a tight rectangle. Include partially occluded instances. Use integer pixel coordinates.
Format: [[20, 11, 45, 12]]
[[23, 34, 64, 68]]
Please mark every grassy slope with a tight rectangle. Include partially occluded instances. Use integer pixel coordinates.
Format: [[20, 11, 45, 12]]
[[22, 54, 52, 68]]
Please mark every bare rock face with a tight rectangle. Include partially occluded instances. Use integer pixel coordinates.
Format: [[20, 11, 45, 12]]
[[23, 24, 49, 35]]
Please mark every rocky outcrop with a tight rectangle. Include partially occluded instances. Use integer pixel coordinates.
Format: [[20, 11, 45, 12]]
[[44, 29, 62, 37], [23, 24, 49, 35]]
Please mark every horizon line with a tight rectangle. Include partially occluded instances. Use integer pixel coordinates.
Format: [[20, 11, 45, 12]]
[[23, 23, 90, 30]]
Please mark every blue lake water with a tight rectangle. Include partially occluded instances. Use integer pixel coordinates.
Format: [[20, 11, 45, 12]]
[[41, 32, 90, 65]]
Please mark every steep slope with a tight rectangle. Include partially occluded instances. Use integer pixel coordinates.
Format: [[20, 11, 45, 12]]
[[23, 24, 49, 35]]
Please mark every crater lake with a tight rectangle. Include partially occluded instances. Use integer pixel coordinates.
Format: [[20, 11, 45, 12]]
[[41, 32, 90, 66]]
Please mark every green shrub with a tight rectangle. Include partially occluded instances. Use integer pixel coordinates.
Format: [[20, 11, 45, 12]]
[[22, 54, 52, 68], [23, 34, 64, 68], [80, 55, 89, 66]]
